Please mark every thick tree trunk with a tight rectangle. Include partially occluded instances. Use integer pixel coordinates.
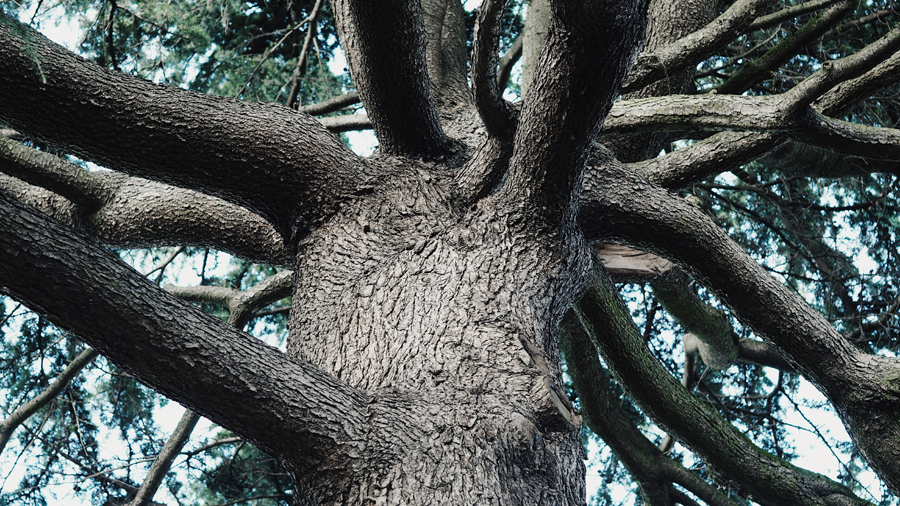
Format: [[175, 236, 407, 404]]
[[285, 160, 590, 504]]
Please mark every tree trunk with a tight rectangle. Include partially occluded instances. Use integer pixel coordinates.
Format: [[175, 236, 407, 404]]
[[285, 163, 590, 504]]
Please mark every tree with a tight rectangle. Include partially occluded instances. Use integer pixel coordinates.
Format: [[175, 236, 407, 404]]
[[1, 0, 900, 503]]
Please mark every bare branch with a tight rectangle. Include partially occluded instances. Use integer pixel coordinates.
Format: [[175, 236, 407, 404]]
[[746, 0, 836, 32], [286, 0, 325, 109], [0, 14, 362, 232], [580, 158, 900, 493], [318, 113, 373, 133], [560, 311, 738, 506], [332, 0, 450, 157], [622, 0, 775, 94], [127, 409, 201, 506], [0, 347, 99, 457], [0, 191, 368, 467], [652, 269, 737, 370], [787, 24, 900, 112], [815, 49, 900, 116], [716, 0, 854, 95], [0, 137, 289, 265], [627, 132, 784, 188], [573, 258, 868, 505], [299, 91, 361, 116], [164, 270, 293, 330], [497, 34, 523, 91]]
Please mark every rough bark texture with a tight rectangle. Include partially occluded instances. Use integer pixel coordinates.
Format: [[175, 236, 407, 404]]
[[2, 0, 900, 504]]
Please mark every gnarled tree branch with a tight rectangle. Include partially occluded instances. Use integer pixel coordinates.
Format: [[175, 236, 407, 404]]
[[622, 0, 775, 94], [0, 190, 368, 470], [0, 136, 289, 265], [0, 13, 362, 233]]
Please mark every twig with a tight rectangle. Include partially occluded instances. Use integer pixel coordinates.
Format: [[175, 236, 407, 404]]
[[287, 0, 325, 109], [236, 7, 322, 99]]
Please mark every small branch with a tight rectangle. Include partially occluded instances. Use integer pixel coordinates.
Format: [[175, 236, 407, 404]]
[[496, 34, 522, 91], [626, 131, 784, 189], [299, 91, 361, 116], [0, 347, 99, 457], [847, 293, 900, 342], [746, 0, 836, 32], [144, 247, 186, 284], [183, 436, 243, 457], [104, 0, 119, 71], [317, 113, 373, 133], [716, 0, 854, 95], [0, 138, 289, 265], [236, 11, 320, 99], [286, 0, 325, 109], [815, 49, 900, 116], [737, 338, 795, 372], [127, 409, 201, 506], [165, 270, 292, 330], [786, 23, 900, 112], [823, 9, 896, 41]]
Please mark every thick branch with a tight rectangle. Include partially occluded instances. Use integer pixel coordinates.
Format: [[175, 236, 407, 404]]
[[560, 312, 737, 506], [652, 269, 737, 370], [627, 131, 784, 188], [815, 49, 900, 116], [786, 23, 900, 112], [580, 159, 900, 494], [471, 0, 516, 137], [0, 190, 367, 469], [422, 0, 471, 106], [604, 93, 900, 160], [0, 14, 361, 232], [501, 0, 646, 219], [622, 0, 775, 94], [0, 136, 289, 265], [574, 259, 868, 505], [332, 0, 450, 157]]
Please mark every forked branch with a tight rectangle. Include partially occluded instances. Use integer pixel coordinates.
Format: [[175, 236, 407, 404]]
[[0, 191, 367, 467]]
